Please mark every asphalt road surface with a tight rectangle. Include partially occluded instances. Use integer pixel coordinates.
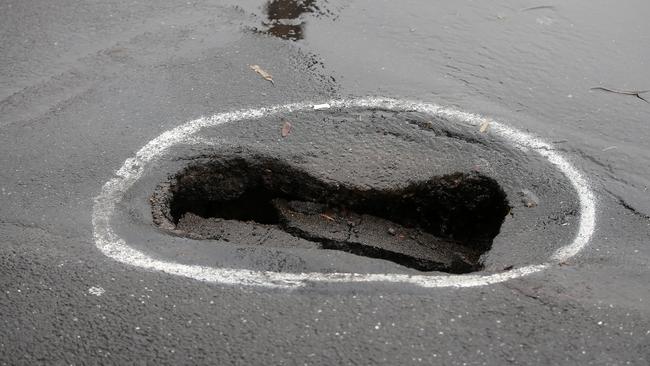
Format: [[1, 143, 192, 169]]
[[1, 1, 649, 364]]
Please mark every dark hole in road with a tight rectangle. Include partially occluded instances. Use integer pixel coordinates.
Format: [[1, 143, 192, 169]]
[[192, 188, 281, 225], [159, 156, 510, 274]]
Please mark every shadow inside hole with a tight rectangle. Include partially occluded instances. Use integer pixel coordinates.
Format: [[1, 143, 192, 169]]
[[161, 156, 510, 274]]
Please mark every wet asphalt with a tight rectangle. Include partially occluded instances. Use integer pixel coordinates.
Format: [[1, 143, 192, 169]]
[[1, 0, 649, 364]]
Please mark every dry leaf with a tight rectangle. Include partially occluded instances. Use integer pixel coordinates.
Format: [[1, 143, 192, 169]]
[[479, 121, 490, 133], [249, 64, 274, 85], [281, 120, 292, 137]]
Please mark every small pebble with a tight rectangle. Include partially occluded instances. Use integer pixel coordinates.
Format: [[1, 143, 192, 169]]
[[519, 189, 539, 208]]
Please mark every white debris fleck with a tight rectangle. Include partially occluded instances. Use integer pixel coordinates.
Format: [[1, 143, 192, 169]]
[[313, 103, 331, 110], [88, 286, 105, 296], [536, 16, 555, 25]]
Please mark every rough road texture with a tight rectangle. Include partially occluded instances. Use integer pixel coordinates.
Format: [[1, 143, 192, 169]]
[[1, 0, 650, 365]]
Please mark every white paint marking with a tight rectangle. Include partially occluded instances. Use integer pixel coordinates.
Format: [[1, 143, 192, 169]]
[[181, 136, 229, 146], [313, 103, 331, 110], [92, 97, 597, 289], [88, 286, 105, 296]]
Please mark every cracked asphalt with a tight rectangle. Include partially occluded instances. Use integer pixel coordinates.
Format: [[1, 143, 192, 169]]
[[1, 0, 649, 364]]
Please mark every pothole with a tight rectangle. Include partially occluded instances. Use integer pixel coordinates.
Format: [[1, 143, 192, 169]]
[[97, 98, 590, 289], [152, 156, 510, 274]]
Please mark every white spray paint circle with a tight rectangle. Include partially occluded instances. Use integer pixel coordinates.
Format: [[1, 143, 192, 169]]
[[92, 97, 596, 289]]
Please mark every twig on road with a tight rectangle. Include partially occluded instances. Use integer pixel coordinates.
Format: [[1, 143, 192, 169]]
[[520, 5, 556, 12], [590, 87, 649, 103]]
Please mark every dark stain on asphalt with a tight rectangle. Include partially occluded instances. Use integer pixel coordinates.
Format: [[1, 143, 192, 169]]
[[260, 0, 333, 40]]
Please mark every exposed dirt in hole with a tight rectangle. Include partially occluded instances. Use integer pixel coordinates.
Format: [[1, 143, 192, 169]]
[[152, 155, 510, 273]]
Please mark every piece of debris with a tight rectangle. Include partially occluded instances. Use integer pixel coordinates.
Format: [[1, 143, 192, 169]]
[[502, 265, 514, 271], [281, 119, 292, 137], [313, 103, 331, 110], [387, 227, 396, 236], [320, 213, 335, 221], [479, 121, 490, 133], [519, 189, 539, 208], [249, 64, 274, 85], [521, 5, 556, 12], [88, 286, 105, 296], [602, 146, 617, 152], [590, 87, 649, 103]]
